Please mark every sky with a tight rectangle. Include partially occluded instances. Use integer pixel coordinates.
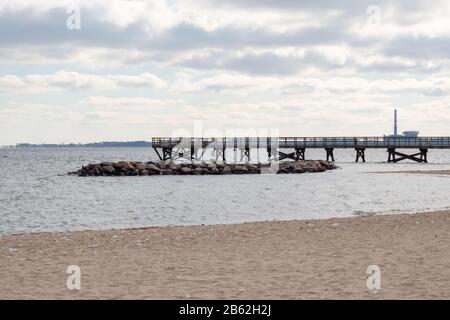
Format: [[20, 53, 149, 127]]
[[1, 0, 450, 145]]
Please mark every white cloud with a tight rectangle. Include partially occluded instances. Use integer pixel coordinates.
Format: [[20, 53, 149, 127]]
[[171, 72, 450, 97], [0, 75, 25, 89], [81, 96, 175, 108], [2, 0, 450, 144], [111, 73, 167, 89], [171, 73, 281, 93]]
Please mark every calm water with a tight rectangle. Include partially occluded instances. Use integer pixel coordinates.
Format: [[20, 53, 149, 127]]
[[1, 147, 450, 235]]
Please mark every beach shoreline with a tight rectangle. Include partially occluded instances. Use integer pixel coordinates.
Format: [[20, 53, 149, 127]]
[[372, 170, 450, 175], [1, 211, 449, 299]]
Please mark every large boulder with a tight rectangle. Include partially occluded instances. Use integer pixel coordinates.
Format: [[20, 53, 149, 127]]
[[158, 162, 170, 169], [78, 166, 89, 176], [112, 162, 125, 169], [277, 167, 290, 174], [89, 164, 101, 175], [246, 164, 260, 174], [277, 162, 293, 173], [318, 160, 336, 170], [233, 165, 249, 174], [216, 163, 226, 170], [146, 163, 161, 174], [161, 169, 174, 175], [102, 165, 115, 174], [146, 161, 161, 167], [309, 160, 325, 172], [180, 167, 193, 175], [221, 165, 232, 174], [291, 161, 308, 173], [135, 162, 146, 170], [193, 167, 204, 175], [169, 162, 181, 170], [195, 163, 207, 168], [121, 162, 135, 170], [208, 167, 219, 174], [129, 169, 139, 176]]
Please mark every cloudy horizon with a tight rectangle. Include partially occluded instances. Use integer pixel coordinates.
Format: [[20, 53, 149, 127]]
[[1, 0, 450, 145]]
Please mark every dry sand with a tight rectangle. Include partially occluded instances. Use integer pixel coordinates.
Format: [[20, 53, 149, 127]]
[[1, 211, 449, 299]]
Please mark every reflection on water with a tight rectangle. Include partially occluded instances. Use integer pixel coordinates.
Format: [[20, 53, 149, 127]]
[[0, 147, 450, 234]]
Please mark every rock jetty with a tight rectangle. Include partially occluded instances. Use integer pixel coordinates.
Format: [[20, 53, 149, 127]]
[[69, 160, 337, 176]]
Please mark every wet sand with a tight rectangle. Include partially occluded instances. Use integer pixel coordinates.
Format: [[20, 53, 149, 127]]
[[1, 211, 449, 299], [374, 170, 450, 175]]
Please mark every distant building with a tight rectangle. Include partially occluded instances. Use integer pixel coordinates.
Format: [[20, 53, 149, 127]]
[[402, 131, 419, 137], [386, 109, 419, 137]]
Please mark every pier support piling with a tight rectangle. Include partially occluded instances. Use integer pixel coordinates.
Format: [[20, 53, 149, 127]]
[[215, 147, 226, 162], [387, 148, 396, 162], [325, 148, 335, 162], [387, 148, 428, 163], [190, 140, 195, 161], [355, 148, 366, 162], [241, 137, 250, 162], [240, 149, 250, 162], [295, 148, 305, 161], [278, 148, 305, 161], [222, 138, 226, 162], [267, 137, 272, 158], [279, 147, 306, 161], [162, 147, 173, 161], [420, 148, 428, 163]]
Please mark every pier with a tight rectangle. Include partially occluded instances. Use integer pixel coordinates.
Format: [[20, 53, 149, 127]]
[[152, 136, 450, 163]]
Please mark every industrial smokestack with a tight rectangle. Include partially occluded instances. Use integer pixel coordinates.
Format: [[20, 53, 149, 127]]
[[394, 109, 398, 136]]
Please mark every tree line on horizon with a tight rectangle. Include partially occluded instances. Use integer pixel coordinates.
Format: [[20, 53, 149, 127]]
[[15, 141, 152, 148]]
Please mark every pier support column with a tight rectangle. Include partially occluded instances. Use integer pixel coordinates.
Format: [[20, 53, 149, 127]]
[[212, 138, 226, 163], [215, 148, 223, 161], [420, 148, 428, 163], [355, 148, 366, 162], [240, 149, 250, 162], [240, 137, 250, 163], [190, 140, 195, 161], [387, 148, 396, 163], [325, 148, 335, 162], [223, 138, 226, 162], [387, 148, 428, 163], [267, 137, 272, 158], [162, 147, 173, 161], [295, 148, 305, 160], [153, 147, 162, 161]]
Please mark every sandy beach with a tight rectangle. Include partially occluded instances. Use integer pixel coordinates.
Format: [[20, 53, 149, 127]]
[[1, 211, 449, 299]]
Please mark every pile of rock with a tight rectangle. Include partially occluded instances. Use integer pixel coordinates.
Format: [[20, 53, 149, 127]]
[[69, 160, 337, 177], [277, 160, 337, 173]]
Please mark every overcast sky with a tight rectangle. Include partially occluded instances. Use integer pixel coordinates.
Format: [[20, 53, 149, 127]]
[[1, 0, 450, 144]]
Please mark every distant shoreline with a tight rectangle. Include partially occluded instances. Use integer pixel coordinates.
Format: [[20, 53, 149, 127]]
[[11, 141, 152, 148]]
